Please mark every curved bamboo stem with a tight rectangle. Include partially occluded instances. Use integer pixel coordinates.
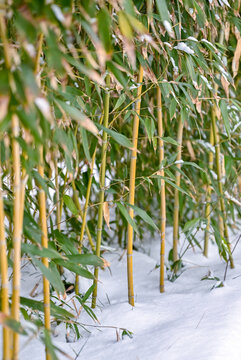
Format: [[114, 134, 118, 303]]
[[173, 117, 184, 266], [35, 32, 51, 360], [91, 74, 110, 308], [204, 122, 214, 257], [127, 65, 144, 306], [157, 86, 166, 292]]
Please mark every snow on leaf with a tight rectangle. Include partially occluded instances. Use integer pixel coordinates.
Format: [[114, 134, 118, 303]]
[[174, 42, 194, 55]]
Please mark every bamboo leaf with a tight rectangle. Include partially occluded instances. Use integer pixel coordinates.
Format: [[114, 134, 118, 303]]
[[96, 124, 133, 149], [219, 100, 230, 136], [98, 8, 112, 53], [31, 258, 65, 294], [63, 195, 79, 216], [55, 99, 98, 136], [116, 202, 139, 235], [127, 204, 159, 231], [53, 259, 95, 279]]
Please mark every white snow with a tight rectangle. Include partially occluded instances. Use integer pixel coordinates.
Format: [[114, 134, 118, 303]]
[[187, 36, 198, 42], [200, 75, 212, 90], [2, 228, 241, 360], [51, 5, 65, 23], [174, 42, 194, 55], [163, 21, 173, 35]]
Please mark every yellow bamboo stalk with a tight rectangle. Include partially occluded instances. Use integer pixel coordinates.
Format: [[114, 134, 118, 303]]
[[204, 122, 214, 257], [38, 147, 51, 360], [157, 86, 166, 292], [0, 171, 10, 360], [0, 14, 24, 359], [127, 65, 144, 306], [75, 148, 97, 294], [10, 114, 22, 360], [35, 32, 51, 360], [173, 117, 184, 266], [91, 74, 110, 309], [211, 104, 234, 268]]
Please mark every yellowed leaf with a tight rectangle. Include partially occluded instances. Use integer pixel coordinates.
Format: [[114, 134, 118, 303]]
[[0, 95, 9, 121], [221, 75, 229, 98], [232, 38, 241, 78], [103, 201, 110, 229], [186, 140, 196, 160]]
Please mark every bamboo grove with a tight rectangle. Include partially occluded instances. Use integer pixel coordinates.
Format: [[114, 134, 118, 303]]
[[0, 0, 240, 358]]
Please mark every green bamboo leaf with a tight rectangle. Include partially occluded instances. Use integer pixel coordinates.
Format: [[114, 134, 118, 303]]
[[65, 254, 104, 267], [116, 202, 139, 235], [20, 297, 74, 319], [118, 11, 133, 40], [31, 258, 65, 294], [219, 100, 230, 136], [81, 284, 96, 303], [183, 217, 201, 232], [161, 136, 179, 146], [156, 0, 174, 37], [53, 259, 95, 279], [21, 243, 63, 259], [96, 123, 133, 149], [32, 170, 49, 195], [41, 329, 58, 360], [140, 116, 155, 142], [98, 8, 112, 52], [63, 195, 79, 216], [106, 61, 128, 89], [151, 175, 191, 197], [1, 318, 27, 335], [80, 127, 91, 163], [55, 99, 98, 136], [127, 204, 159, 231], [112, 93, 126, 112]]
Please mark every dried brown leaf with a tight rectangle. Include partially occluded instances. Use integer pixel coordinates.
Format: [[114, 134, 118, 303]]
[[0, 95, 9, 121], [232, 38, 241, 78], [103, 201, 110, 229]]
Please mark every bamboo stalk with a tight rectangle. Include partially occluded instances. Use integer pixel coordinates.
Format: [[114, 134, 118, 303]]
[[91, 74, 110, 308], [38, 147, 51, 360], [127, 65, 144, 306], [173, 117, 184, 266], [204, 122, 214, 257], [0, 14, 25, 359], [157, 86, 166, 292], [211, 103, 234, 268], [0, 14, 11, 360], [10, 114, 22, 360], [35, 32, 51, 360], [0, 169, 10, 360]]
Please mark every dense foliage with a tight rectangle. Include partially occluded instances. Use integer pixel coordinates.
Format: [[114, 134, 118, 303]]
[[0, 0, 240, 359]]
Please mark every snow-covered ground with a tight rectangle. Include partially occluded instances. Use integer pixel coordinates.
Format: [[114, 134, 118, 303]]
[[1, 227, 241, 359]]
